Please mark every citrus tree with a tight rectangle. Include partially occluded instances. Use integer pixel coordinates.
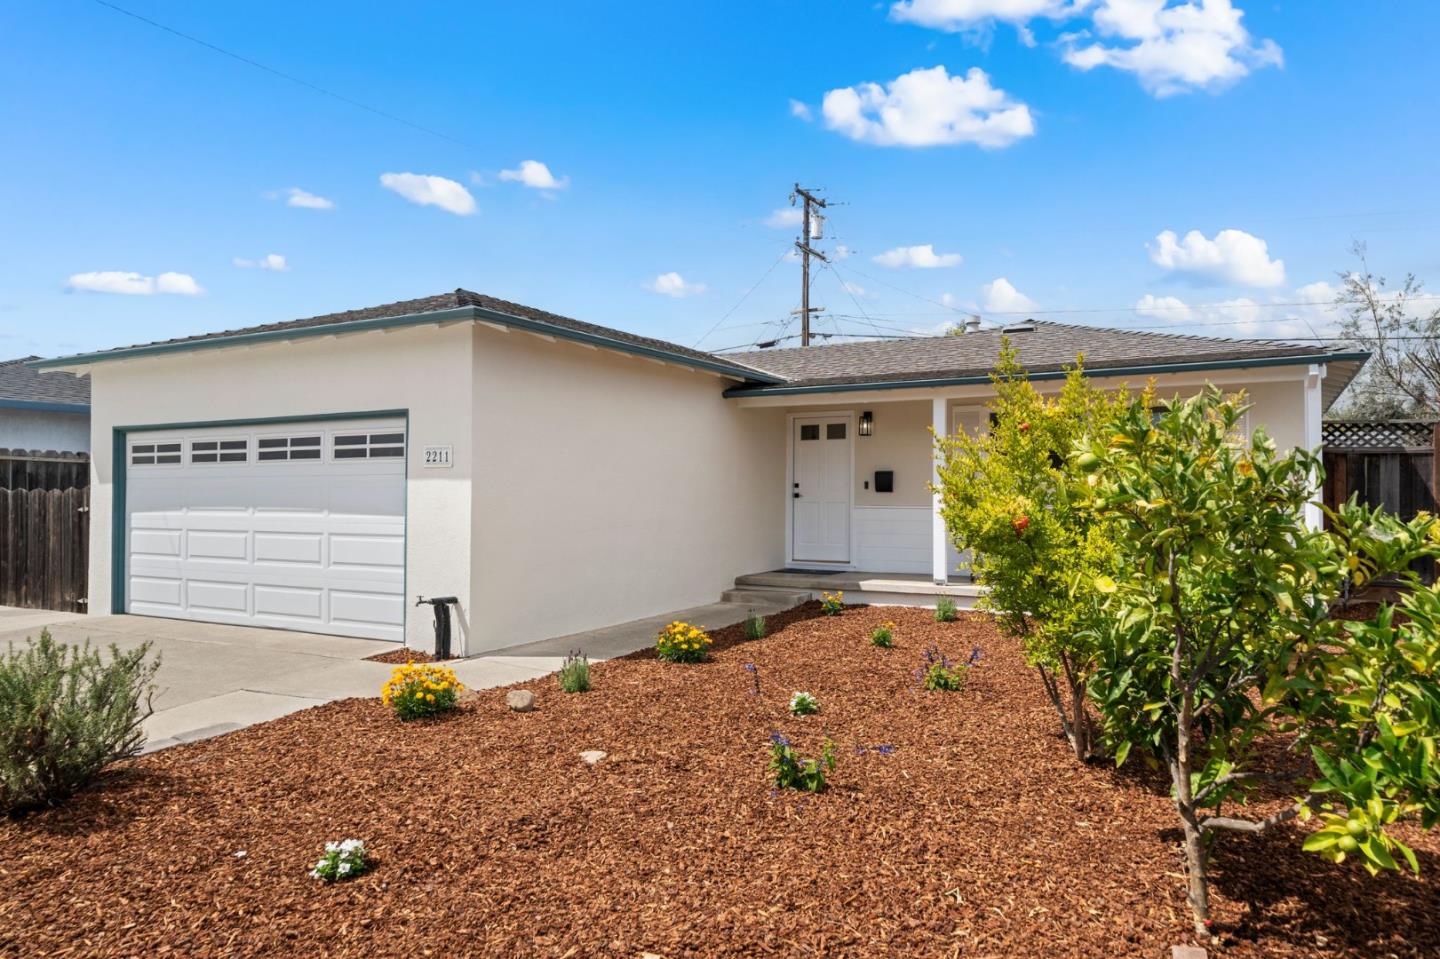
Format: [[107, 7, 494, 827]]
[[1079, 386, 1440, 938], [935, 343, 1133, 761]]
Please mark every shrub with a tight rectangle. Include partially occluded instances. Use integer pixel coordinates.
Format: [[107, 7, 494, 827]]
[[743, 611, 767, 641], [656, 621, 711, 663], [870, 622, 895, 648], [768, 733, 836, 792], [934, 343, 1132, 761], [917, 645, 969, 691], [933, 597, 958, 623], [0, 630, 159, 814], [380, 662, 462, 720], [558, 651, 590, 693], [819, 591, 844, 616], [788, 691, 819, 715], [309, 839, 369, 882], [1081, 387, 1440, 937]]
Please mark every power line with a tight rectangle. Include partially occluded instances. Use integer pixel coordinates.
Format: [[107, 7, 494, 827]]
[[90, 0, 473, 148], [692, 248, 792, 348]]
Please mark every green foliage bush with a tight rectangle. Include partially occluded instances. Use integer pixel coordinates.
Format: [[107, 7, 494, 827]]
[[918, 645, 969, 691], [1080, 386, 1440, 935], [0, 630, 159, 814], [870, 622, 895, 648], [819, 591, 844, 616], [558, 651, 590, 693], [932, 596, 958, 623], [935, 343, 1132, 759], [743, 611, 767, 641]]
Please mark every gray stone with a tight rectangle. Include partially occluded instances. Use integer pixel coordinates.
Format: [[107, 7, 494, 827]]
[[1172, 947, 1208, 959], [579, 750, 607, 766], [505, 689, 536, 712]]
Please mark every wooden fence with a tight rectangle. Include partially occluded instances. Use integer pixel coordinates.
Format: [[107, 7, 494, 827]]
[[0, 448, 90, 491], [1322, 420, 1438, 583], [0, 486, 89, 612]]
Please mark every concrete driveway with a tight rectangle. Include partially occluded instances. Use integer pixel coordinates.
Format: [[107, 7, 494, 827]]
[[0, 597, 782, 752]]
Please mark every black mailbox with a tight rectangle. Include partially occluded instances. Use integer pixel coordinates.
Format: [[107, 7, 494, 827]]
[[874, 470, 894, 493]]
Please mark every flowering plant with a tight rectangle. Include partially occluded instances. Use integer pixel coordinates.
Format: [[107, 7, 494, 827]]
[[310, 838, 368, 882], [918, 645, 972, 692], [933, 596, 959, 623], [380, 662, 462, 720], [870, 622, 895, 648], [768, 733, 836, 792], [820, 591, 845, 616], [788, 691, 820, 716], [656, 621, 712, 663]]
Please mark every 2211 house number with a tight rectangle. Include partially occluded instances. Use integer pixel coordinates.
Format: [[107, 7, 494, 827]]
[[422, 445, 453, 468]]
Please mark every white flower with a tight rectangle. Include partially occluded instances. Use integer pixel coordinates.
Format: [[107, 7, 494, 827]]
[[338, 862, 351, 875]]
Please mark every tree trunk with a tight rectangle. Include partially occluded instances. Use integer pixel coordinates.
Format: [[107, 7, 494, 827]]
[[1168, 556, 1211, 938], [1060, 651, 1093, 762]]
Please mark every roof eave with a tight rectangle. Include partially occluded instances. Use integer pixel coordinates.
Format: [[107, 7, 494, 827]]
[[723, 350, 1373, 398], [27, 305, 785, 385], [0, 398, 90, 414]]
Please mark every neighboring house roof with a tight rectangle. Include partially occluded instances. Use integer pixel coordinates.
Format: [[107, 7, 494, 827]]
[[1324, 419, 1436, 451], [725, 320, 1367, 408], [0, 356, 90, 412], [28, 289, 785, 385]]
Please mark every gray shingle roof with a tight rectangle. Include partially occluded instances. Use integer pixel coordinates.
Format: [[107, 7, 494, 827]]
[[726, 320, 1346, 389], [34, 289, 777, 383], [0, 356, 90, 408]]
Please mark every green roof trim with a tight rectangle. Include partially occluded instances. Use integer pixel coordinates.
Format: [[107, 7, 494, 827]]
[[28, 305, 783, 385], [0, 398, 89, 414], [722, 351, 1372, 398]]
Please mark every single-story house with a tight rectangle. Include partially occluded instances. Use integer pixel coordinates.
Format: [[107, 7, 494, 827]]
[[0, 356, 91, 453], [28, 291, 1367, 654]]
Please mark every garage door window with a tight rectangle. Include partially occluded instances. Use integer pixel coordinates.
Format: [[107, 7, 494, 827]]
[[130, 441, 181, 466], [190, 439, 249, 464], [257, 435, 322, 461], [334, 431, 406, 460]]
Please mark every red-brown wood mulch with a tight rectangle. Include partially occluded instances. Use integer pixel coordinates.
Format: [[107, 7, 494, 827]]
[[2, 604, 1436, 958]]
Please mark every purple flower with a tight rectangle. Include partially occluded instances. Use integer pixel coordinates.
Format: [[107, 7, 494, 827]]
[[769, 731, 791, 748], [743, 663, 757, 673], [968, 646, 983, 665], [874, 744, 896, 756]]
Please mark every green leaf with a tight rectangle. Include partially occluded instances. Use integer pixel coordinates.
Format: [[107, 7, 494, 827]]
[[1114, 740, 1132, 767]]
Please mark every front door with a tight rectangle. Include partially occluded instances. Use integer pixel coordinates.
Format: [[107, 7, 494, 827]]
[[792, 415, 851, 563]]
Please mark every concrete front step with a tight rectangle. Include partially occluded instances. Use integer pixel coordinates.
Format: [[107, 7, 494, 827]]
[[719, 588, 815, 607]]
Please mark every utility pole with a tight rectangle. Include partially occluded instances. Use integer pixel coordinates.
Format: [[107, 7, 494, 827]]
[[790, 184, 828, 346]]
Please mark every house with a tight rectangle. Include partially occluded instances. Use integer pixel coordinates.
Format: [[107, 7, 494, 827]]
[[0, 356, 90, 453], [27, 291, 1367, 654]]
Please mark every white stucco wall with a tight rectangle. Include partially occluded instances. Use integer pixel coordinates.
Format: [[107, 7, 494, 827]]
[[84, 325, 475, 651], [0, 408, 90, 452], [470, 327, 785, 651]]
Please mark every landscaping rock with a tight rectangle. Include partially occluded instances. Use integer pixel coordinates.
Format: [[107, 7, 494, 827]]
[[579, 750, 607, 766], [505, 689, 535, 712], [1172, 948, 1208, 959]]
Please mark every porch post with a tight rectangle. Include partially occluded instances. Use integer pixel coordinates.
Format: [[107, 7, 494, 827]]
[[1303, 363, 1326, 530], [932, 395, 948, 584]]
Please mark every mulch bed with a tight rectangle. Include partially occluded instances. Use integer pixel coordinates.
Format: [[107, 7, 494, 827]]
[[364, 648, 438, 664], [2, 604, 1436, 958]]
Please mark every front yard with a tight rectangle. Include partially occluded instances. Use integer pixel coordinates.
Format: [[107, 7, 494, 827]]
[[2, 603, 1437, 958]]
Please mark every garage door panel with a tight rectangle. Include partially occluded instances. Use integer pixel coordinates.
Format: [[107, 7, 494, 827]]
[[186, 580, 249, 614], [125, 418, 406, 643], [254, 532, 324, 565]]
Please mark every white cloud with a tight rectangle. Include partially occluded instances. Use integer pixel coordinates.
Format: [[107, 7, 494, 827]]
[[379, 172, 477, 216], [833, 244, 853, 260], [646, 272, 707, 298], [1134, 293, 1193, 321], [981, 277, 1039, 313], [497, 160, 569, 191], [1063, 0, 1282, 97], [788, 98, 813, 121], [840, 280, 877, 300], [284, 187, 334, 210], [1149, 228, 1285, 287], [67, 271, 203, 296], [233, 253, 289, 272], [890, 0, 1080, 34], [766, 208, 804, 229], [821, 65, 1035, 149], [940, 292, 959, 308], [873, 243, 964, 269]]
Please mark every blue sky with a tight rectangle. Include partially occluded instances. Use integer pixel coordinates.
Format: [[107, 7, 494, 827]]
[[2, 1, 1437, 359]]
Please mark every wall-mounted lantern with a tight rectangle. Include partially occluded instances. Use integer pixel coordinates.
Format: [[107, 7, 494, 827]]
[[859, 410, 873, 437]]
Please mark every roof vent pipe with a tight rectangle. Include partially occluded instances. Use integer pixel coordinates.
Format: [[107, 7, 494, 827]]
[[965, 315, 982, 333]]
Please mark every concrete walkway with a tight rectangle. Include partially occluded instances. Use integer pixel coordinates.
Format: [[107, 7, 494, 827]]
[[0, 597, 790, 752]]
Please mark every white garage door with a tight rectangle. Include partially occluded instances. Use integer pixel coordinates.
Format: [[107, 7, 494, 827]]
[[125, 418, 406, 642]]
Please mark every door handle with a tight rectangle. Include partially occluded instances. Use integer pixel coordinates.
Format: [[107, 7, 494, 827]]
[[793, 492, 802, 498]]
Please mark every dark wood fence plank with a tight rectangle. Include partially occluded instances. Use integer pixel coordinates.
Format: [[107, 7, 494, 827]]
[[0, 485, 89, 613]]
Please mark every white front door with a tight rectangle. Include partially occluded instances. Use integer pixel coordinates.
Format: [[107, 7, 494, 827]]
[[124, 418, 407, 642], [792, 415, 851, 563]]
